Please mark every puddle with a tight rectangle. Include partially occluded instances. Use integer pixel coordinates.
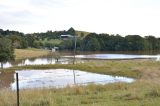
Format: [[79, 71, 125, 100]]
[[10, 69, 134, 90]]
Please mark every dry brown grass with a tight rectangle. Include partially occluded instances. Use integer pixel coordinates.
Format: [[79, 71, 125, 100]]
[[15, 49, 50, 60]]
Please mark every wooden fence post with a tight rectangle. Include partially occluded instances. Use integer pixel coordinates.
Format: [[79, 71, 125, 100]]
[[16, 73, 20, 106]]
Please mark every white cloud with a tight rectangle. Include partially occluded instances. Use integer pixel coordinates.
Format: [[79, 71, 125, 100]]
[[0, 0, 160, 37]]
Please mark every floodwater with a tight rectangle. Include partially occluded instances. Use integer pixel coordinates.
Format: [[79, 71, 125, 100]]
[[64, 54, 160, 60], [0, 69, 134, 90], [3, 57, 71, 68], [2, 53, 160, 68]]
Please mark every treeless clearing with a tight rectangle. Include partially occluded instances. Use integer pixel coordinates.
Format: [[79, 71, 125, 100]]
[[15, 49, 50, 60]]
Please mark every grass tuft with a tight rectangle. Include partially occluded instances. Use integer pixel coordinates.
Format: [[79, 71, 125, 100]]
[[146, 88, 160, 98]]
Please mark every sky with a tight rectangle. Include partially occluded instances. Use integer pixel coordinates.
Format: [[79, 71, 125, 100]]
[[0, 0, 160, 37]]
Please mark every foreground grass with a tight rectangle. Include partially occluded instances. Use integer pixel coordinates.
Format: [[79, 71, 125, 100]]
[[1, 59, 160, 106], [1, 82, 160, 106], [15, 48, 50, 60]]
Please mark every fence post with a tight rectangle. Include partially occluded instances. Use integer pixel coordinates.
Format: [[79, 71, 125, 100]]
[[73, 35, 77, 64], [16, 73, 20, 106], [73, 70, 76, 84]]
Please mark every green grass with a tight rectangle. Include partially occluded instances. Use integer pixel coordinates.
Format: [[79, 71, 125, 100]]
[[1, 82, 160, 106], [40, 39, 62, 45]]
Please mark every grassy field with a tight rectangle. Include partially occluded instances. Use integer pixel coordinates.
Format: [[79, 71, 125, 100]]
[[15, 48, 50, 60], [1, 59, 160, 106], [9, 60, 142, 78]]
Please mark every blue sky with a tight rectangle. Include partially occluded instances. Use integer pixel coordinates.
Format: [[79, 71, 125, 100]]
[[0, 0, 160, 37]]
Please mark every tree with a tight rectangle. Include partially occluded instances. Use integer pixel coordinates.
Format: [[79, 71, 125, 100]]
[[82, 33, 101, 51], [8, 35, 28, 49], [0, 37, 15, 69], [59, 39, 73, 50], [125, 35, 144, 51], [67, 27, 75, 35], [145, 36, 160, 50], [25, 34, 36, 47]]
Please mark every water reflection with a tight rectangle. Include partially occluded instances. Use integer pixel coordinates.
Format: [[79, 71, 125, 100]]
[[64, 54, 160, 60], [3, 57, 70, 68], [156, 55, 160, 61], [2, 53, 160, 69], [10, 69, 134, 90]]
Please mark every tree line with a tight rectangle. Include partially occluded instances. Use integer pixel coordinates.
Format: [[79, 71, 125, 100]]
[[0, 28, 160, 51], [80, 33, 160, 51]]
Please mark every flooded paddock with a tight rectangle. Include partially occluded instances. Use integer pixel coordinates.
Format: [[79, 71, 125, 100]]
[[64, 54, 160, 60], [0, 69, 134, 90]]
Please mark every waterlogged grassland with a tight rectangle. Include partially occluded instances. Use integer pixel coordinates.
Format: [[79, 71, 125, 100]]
[[8, 59, 158, 78], [1, 59, 160, 106], [15, 48, 50, 60]]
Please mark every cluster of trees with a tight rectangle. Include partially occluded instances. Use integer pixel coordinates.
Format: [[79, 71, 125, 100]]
[[57, 33, 160, 51], [80, 33, 160, 51], [0, 29, 28, 49], [0, 28, 160, 52], [0, 37, 15, 69], [0, 28, 76, 49]]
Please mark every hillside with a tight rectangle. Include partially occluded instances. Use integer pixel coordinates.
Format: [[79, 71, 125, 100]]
[[75, 30, 90, 37]]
